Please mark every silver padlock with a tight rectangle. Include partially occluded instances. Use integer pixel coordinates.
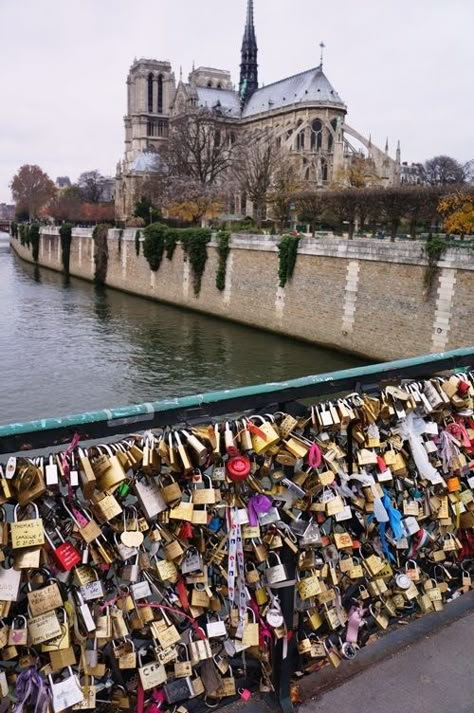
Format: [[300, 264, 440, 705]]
[[74, 590, 96, 633], [265, 552, 288, 585], [181, 547, 202, 575], [79, 570, 104, 602], [206, 614, 227, 639], [45, 454, 59, 487], [122, 552, 140, 583]]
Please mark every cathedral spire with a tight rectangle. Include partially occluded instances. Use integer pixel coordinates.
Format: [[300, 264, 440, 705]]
[[240, 0, 258, 106]]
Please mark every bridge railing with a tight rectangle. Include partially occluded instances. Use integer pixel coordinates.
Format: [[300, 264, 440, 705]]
[[1, 347, 474, 455], [1, 347, 474, 712]]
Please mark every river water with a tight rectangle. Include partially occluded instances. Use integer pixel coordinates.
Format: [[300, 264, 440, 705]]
[[0, 233, 364, 425]]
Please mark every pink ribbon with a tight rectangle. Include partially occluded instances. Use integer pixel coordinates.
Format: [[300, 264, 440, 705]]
[[249, 599, 273, 648], [61, 432, 81, 497], [247, 495, 273, 526], [346, 606, 364, 644], [308, 443, 322, 469], [449, 420, 472, 450]]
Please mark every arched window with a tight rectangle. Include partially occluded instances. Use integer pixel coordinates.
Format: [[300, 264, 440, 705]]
[[148, 73, 154, 113], [157, 75, 163, 114], [207, 81, 213, 88], [328, 118, 338, 152], [321, 158, 328, 182], [296, 131, 305, 150], [311, 119, 322, 151]]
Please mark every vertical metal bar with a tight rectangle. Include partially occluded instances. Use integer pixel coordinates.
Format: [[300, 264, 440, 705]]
[[271, 547, 297, 713]]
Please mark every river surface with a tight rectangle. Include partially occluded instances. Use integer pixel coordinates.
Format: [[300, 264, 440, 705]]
[[0, 233, 365, 425]]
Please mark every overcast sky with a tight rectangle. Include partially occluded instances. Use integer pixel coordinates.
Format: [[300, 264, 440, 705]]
[[1, 0, 473, 203]]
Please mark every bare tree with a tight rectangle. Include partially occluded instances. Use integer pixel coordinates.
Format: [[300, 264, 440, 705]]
[[233, 131, 283, 228], [10, 164, 56, 219], [294, 191, 324, 236], [268, 158, 302, 232], [423, 155, 466, 186], [163, 110, 237, 186], [78, 170, 107, 203]]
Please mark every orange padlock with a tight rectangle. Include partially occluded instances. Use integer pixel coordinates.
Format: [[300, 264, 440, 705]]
[[447, 477, 460, 492]]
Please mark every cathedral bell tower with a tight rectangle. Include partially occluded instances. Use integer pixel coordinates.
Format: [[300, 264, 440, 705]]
[[239, 0, 259, 105]]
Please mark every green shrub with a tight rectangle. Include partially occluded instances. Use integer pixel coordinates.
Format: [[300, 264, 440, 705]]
[[278, 234, 301, 288], [93, 224, 109, 284], [216, 231, 231, 291], [143, 223, 167, 271], [142, 224, 211, 295], [180, 229, 211, 296], [29, 224, 40, 262], [59, 223, 72, 274]]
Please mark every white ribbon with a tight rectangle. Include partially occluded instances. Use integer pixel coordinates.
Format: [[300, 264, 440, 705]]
[[396, 413, 442, 484], [227, 507, 248, 639]]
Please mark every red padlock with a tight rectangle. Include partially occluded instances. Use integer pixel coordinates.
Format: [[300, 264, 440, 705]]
[[226, 456, 251, 482], [45, 527, 81, 571], [458, 380, 470, 396]]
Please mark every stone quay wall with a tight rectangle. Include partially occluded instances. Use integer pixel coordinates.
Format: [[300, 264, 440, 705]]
[[11, 228, 474, 362]]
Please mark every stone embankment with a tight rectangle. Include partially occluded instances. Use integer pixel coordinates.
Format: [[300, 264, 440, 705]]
[[11, 229, 474, 361]]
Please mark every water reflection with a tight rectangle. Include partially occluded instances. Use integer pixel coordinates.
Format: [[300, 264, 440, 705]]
[[0, 234, 365, 424]]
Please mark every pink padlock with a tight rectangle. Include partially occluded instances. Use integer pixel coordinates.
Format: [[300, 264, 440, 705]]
[[239, 688, 252, 702]]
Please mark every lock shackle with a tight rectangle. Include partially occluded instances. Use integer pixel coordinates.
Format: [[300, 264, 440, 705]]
[[11, 615, 27, 629], [97, 443, 114, 457], [26, 566, 54, 587], [48, 665, 75, 685], [13, 502, 40, 521]]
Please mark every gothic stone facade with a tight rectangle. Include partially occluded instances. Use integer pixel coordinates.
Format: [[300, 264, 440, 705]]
[[115, 1, 401, 221]]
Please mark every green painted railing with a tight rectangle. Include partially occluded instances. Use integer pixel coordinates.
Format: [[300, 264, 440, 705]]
[[1, 347, 474, 454]]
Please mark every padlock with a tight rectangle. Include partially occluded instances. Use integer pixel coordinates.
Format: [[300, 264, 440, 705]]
[[297, 570, 321, 599], [49, 667, 84, 712], [45, 454, 59, 487], [122, 551, 140, 583], [74, 590, 96, 633], [370, 604, 389, 630], [45, 527, 81, 571], [265, 552, 288, 585], [72, 675, 96, 710], [138, 649, 168, 690], [182, 547, 203, 575], [94, 444, 127, 490], [8, 615, 28, 646], [249, 415, 280, 454], [134, 474, 167, 520], [27, 570, 63, 616], [11, 503, 45, 549], [324, 640, 342, 669], [164, 676, 194, 705], [41, 606, 71, 653], [62, 501, 102, 545], [78, 569, 104, 602], [215, 663, 237, 698]]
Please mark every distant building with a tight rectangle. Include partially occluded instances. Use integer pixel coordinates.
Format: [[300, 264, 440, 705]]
[[100, 177, 115, 203], [400, 162, 425, 185], [56, 176, 71, 190], [115, 0, 401, 220], [0, 203, 15, 220]]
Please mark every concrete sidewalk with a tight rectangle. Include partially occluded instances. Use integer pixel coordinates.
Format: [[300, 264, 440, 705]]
[[299, 603, 474, 713], [223, 590, 474, 713]]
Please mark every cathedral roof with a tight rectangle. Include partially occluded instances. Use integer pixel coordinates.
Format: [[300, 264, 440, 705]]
[[242, 65, 345, 118], [195, 87, 241, 117]]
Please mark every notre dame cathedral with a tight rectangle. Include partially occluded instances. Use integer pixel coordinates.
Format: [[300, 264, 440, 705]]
[[115, 0, 401, 221]]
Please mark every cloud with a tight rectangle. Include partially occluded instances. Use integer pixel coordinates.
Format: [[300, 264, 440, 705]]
[[1, 0, 473, 202]]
